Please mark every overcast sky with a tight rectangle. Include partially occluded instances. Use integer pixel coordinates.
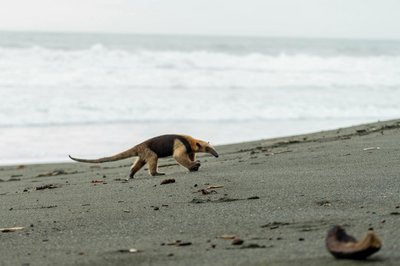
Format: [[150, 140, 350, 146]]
[[1, 0, 399, 39]]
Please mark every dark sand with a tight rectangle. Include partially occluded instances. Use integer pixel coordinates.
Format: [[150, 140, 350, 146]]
[[1, 120, 400, 266]]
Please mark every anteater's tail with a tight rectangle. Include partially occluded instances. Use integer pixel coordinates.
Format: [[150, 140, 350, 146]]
[[69, 146, 138, 163]]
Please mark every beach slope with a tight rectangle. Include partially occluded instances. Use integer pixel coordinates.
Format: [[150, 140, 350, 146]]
[[1, 120, 400, 265]]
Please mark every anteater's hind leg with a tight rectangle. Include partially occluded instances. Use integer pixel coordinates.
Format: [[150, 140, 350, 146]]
[[173, 151, 201, 172], [129, 158, 145, 178], [145, 151, 165, 176]]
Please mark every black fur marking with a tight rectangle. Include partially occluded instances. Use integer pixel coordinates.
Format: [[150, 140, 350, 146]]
[[146, 135, 192, 158]]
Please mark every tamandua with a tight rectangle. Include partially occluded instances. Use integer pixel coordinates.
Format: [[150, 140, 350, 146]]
[[69, 134, 219, 178]]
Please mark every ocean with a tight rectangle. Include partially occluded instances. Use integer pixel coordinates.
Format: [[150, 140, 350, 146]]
[[1, 31, 400, 165]]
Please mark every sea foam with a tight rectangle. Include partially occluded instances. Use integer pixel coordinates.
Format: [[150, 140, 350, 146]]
[[1, 44, 400, 127]]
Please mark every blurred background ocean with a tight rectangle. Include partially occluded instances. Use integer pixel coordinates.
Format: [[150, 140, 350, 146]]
[[1, 31, 400, 164]]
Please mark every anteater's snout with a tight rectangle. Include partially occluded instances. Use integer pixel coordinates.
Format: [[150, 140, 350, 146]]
[[206, 146, 219, 158]]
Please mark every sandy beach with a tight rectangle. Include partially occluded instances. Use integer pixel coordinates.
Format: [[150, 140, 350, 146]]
[[1, 120, 400, 266]]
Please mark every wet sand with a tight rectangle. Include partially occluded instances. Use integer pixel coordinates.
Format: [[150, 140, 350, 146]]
[[1, 120, 400, 266]]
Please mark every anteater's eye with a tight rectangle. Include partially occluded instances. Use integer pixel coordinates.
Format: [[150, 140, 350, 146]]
[[196, 143, 202, 148]]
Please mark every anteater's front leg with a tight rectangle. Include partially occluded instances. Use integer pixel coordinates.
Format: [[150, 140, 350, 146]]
[[188, 153, 197, 162], [173, 151, 201, 172]]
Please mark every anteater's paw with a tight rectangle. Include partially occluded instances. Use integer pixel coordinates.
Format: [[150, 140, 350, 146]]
[[154, 172, 166, 176], [189, 162, 201, 172]]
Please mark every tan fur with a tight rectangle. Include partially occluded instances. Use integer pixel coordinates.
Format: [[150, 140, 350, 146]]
[[69, 134, 219, 178]]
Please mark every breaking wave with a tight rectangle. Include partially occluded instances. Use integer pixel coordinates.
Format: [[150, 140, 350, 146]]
[[1, 44, 400, 127]]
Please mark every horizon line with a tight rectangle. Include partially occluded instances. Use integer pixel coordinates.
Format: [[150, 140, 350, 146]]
[[1, 29, 400, 42]]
